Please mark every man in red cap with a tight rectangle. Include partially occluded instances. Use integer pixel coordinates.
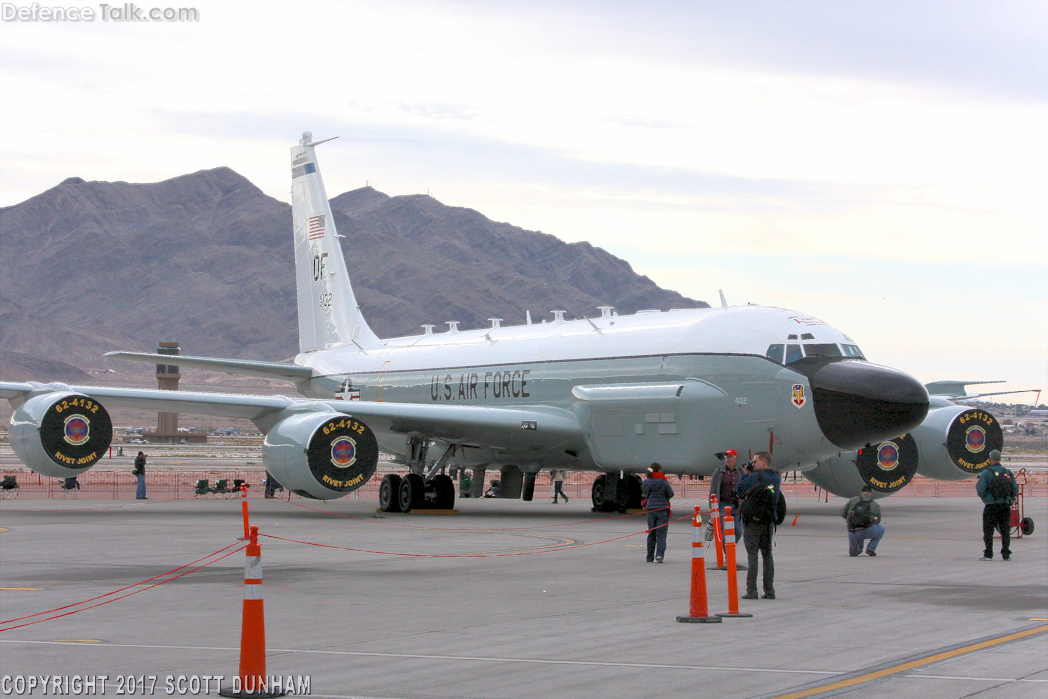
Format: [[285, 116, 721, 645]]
[[710, 449, 743, 555]]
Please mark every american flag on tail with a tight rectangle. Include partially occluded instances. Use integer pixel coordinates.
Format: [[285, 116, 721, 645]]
[[308, 215, 325, 241]]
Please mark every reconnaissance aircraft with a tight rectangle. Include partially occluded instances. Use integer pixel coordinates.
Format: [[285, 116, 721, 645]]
[[1, 133, 1006, 511]]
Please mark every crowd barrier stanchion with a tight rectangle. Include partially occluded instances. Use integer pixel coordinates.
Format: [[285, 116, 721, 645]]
[[240, 485, 250, 540], [676, 506, 721, 624], [219, 526, 286, 698], [709, 494, 726, 570], [716, 506, 752, 619]]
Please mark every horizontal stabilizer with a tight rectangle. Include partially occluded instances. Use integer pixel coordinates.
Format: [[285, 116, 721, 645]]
[[103, 352, 314, 381], [924, 380, 1003, 397], [925, 380, 1039, 401]]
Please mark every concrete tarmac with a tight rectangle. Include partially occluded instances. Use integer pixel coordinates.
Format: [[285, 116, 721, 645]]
[[0, 494, 1045, 698]]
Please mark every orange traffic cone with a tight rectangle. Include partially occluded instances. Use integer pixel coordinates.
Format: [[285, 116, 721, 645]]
[[676, 506, 722, 624], [716, 506, 753, 619], [219, 526, 286, 698]]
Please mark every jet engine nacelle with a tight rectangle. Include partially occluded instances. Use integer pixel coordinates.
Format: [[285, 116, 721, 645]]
[[802, 434, 919, 498], [9, 392, 114, 478], [262, 411, 380, 499], [912, 403, 1002, 481]]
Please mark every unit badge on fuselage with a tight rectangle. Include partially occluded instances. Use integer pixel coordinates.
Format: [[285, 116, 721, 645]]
[[792, 383, 807, 408]]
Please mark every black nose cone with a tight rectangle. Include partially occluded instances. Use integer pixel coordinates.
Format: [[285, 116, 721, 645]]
[[808, 361, 929, 450]]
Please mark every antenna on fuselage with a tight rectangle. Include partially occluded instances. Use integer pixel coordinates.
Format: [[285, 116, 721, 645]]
[[719, 290, 728, 308], [526, 310, 532, 326]]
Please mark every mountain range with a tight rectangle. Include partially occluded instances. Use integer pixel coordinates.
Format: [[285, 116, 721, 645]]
[[0, 167, 707, 380]]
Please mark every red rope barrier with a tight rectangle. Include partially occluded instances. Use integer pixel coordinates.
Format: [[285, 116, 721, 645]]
[[281, 497, 703, 532], [0, 541, 246, 632], [259, 510, 694, 559]]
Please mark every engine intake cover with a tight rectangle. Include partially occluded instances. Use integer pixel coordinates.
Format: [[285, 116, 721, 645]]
[[913, 405, 1003, 481], [10, 392, 113, 478], [945, 408, 1002, 474], [306, 415, 380, 492], [855, 434, 918, 492], [263, 412, 379, 500]]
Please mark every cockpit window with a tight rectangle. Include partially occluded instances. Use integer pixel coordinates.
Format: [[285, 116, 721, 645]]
[[785, 344, 803, 364], [766, 344, 784, 364], [800, 333, 815, 340], [804, 343, 843, 358], [842, 344, 865, 359]]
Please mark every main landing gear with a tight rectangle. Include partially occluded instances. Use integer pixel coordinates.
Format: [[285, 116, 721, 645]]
[[378, 473, 456, 513], [591, 473, 643, 513]]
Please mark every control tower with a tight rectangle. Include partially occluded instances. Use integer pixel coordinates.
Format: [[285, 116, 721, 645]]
[[146, 341, 207, 443]]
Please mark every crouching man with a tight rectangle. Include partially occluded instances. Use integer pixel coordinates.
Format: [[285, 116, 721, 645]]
[[841, 485, 884, 556]]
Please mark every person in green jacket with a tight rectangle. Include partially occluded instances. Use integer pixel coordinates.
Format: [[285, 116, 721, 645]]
[[975, 450, 1018, 561], [841, 486, 884, 557]]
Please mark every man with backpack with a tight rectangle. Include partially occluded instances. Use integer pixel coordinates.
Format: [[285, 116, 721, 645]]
[[735, 452, 781, 599], [976, 450, 1018, 561], [841, 485, 884, 556]]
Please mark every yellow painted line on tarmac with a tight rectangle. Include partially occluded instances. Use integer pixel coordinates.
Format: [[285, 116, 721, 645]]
[[0, 587, 42, 591], [0, 527, 8, 532], [769, 624, 1048, 699]]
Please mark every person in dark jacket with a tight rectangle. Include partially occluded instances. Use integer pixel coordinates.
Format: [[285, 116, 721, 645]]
[[975, 450, 1018, 560], [709, 448, 743, 552], [132, 451, 147, 499], [642, 463, 675, 563], [841, 485, 884, 556], [736, 452, 780, 599]]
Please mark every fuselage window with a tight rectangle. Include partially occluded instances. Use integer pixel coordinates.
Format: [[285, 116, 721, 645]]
[[804, 343, 843, 358], [785, 344, 803, 364], [842, 344, 865, 359], [766, 344, 785, 364]]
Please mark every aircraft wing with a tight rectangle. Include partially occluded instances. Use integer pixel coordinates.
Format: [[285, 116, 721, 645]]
[[103, 352, 314, 382], [318, 400, 582, 451], [1, 382, 297, 420], [0, 382, 582, 452]]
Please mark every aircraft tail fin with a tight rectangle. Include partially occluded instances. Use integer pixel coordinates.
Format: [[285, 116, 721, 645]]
[[291, 131, 379, 353]]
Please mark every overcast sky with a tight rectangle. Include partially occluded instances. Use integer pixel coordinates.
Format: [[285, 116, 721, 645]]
[[2, 0, 1045, 397]]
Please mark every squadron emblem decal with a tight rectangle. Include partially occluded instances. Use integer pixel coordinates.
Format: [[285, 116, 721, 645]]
[[876, 442, 900, 471], [965, 425, 986, 453], [791, 384, 807, 408], [63, 414, 90, 446], [330, 436, 358, 468]]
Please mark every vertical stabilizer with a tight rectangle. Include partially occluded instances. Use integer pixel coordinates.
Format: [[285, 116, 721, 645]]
[[291, 131, 379, 353]]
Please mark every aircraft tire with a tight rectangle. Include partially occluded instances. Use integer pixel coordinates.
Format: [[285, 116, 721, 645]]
[[399, 473, 426, 512], [625, 474, 643, 510], [591, 474, 617, 513], [521, 472, 536, 502], [379, 474, 402, 512], [1022, 517, 1034, 536], [613, 476, 632, 512], [431, 475, 455, 509]]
